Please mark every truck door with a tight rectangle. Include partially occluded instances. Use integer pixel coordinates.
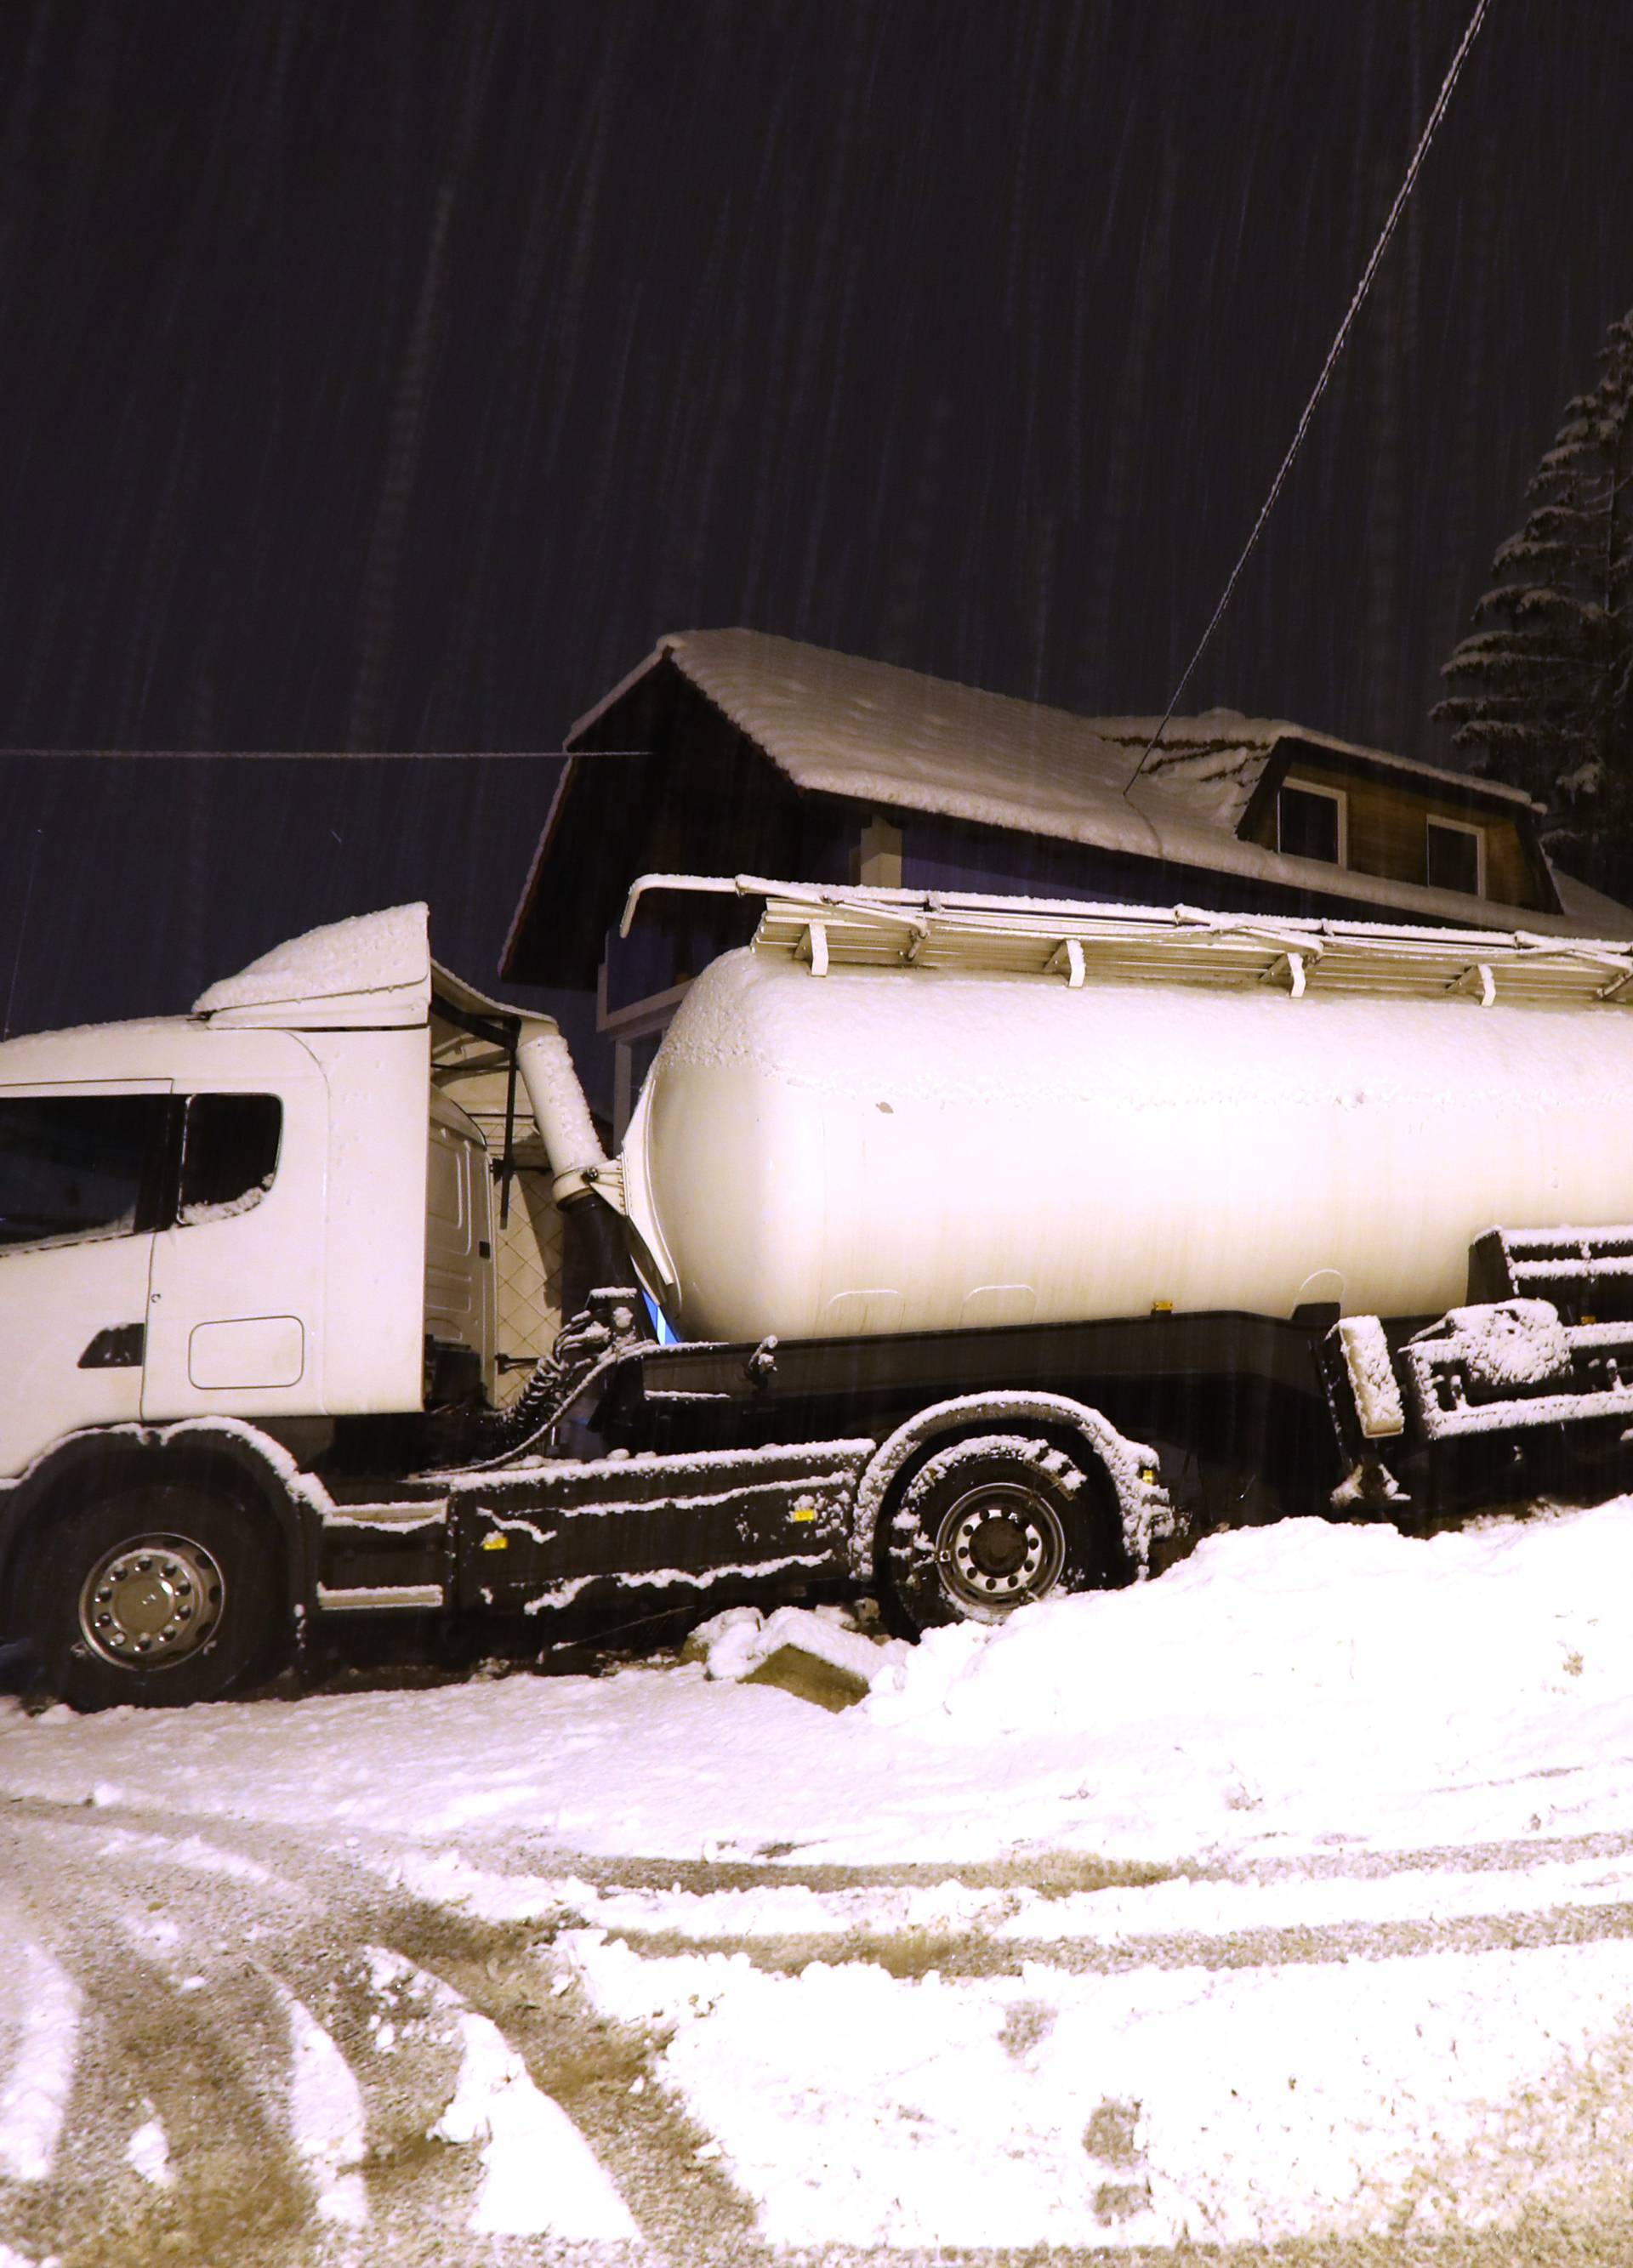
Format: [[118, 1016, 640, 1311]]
[[0, 1083, 172, 1478], [140, 1083, 327, 1419]]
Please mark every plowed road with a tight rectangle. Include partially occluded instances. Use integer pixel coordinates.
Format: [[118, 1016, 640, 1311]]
[[9, 1786, 1633, 2265], [12, 1501, 1633, 2265]]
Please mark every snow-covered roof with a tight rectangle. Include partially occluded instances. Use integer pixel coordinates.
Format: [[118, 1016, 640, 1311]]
[[576, 623, 1532, 856], [495, 629, 1633, 981]]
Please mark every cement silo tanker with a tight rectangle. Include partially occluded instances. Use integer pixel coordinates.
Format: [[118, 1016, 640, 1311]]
[[18, 884, 1633, 1708], [617, 889, 1633, 1344]]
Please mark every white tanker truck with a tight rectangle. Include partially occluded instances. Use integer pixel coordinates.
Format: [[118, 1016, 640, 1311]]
[[5, 873, 1633, 1708]]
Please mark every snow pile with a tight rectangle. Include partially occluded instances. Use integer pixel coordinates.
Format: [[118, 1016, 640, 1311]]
[[431, 2007, 637, 2239], [862, 1502, 1633, 1849], [123, 2112, 173, 2188], [282, 1990, 368, 2226], [689, 1602, 904, 1686]]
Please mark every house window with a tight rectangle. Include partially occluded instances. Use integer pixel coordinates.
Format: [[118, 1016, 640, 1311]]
[[1425, 816, 1485, 898], [1277, 779, 1346, 867]]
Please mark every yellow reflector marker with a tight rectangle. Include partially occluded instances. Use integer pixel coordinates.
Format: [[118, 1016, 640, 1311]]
[[481, 1532, 510, 1552], [792, 1499, 818, 1523]]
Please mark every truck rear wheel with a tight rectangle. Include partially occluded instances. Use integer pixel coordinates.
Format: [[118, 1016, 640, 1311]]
[[880, 1432, 1125, 1634], [22, 1481, 287, 1711]]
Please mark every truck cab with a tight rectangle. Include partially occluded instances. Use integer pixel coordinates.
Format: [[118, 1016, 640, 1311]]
[[0, 906, 530, 1705], [0, 909, 471, 1481]]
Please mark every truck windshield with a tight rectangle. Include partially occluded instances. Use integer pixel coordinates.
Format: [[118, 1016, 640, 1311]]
[[0, 1093, 169, 1252]]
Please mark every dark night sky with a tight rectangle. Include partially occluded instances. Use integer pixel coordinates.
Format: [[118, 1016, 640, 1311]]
[[0, 0, 1629, 1035]]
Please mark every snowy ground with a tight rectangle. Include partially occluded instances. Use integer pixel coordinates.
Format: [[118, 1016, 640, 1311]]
[[8, 1501, 1633, 2262]]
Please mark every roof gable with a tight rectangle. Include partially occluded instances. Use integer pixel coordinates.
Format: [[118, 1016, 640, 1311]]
[[543, 627, 1582, 939], [573, 628, 1539, 849], [607, 628, 1278, 858]]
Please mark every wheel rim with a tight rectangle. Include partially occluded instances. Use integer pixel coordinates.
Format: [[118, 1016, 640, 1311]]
[[932, 1479, 1067, 1616], [77, 1532, 226, 1669]]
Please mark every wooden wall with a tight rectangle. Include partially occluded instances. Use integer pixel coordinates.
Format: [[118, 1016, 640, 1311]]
[[1243, 757, 1548, 911]]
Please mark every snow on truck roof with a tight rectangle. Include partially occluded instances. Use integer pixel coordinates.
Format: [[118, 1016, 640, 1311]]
[[193, 904, 552, 1033], [193, 902, 433, 1021]]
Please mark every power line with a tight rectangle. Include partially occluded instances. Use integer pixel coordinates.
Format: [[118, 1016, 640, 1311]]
[[1126, 0, 1494, 795]]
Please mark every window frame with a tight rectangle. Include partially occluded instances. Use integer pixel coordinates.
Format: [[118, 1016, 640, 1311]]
[[171, 1090, 283, 1228], [0, 1088, 288, 1259], [0, 1088, 174, 1257], [1275, 776, 1348, 868], [1425, 813, 1487, 900]]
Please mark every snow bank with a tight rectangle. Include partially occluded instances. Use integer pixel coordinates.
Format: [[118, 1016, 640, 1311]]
[[860, 1503, 1633, 1850], [4, 1498, 1633, 1866]]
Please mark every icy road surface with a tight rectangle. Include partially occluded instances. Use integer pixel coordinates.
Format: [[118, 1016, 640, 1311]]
[[7, 1503, 1633, 2261]]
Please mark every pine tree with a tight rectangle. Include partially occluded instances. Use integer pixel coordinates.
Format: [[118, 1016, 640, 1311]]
[[1435, 308, 1633, 892]]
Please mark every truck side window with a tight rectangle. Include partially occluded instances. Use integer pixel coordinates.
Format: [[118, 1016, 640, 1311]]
[[176, 1094, 282, 1225], [0, 1094, 170, 1252]]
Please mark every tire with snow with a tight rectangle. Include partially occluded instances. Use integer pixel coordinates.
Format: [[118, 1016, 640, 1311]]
[[20, 1480, 287, 1711], [879, 1432, 1126, 1635]]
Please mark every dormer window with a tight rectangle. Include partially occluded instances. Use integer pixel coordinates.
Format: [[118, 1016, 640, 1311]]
[[1277, 778, 1346, 867], [1425, 816, 1484, 898]]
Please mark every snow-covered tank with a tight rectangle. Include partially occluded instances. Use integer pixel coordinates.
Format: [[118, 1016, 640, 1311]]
[[617, 893, 1633, 1344]]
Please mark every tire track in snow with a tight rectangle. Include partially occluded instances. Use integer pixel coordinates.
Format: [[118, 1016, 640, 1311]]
[[14, 1793, 1633, 2260], [0, 1933, 79, 2183], [594, 1894, 1633, 1982], [0, 1815, 325, 2266], [276, 1987, 369, 2228], [509, 1819, 1633, 1897], [371, 1901, 759, 2264], [0, 1799, 669, 2263], [395, 1824, 1633, 1982], [368, 1945, 638, 2241]]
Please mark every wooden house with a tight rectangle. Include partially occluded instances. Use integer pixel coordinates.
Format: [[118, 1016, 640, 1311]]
[[504, 628, 1633, 1134]]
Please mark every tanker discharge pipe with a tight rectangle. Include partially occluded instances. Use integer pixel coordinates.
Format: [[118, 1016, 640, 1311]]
[[516, 1020, 634, 1316]]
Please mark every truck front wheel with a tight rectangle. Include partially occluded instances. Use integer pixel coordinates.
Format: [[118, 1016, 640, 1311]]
[[881, 1433, 1125, 1635], [23, 1481, 287, 1711]]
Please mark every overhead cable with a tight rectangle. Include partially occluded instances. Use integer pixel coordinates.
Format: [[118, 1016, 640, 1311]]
[[1125, 0, 1494, 794]]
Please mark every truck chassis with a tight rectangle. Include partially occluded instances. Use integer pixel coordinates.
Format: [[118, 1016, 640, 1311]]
[[9, 1225, 1633, 1709]]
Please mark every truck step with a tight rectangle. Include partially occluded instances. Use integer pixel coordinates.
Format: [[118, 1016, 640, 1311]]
[[314, 1582, 446, 1613]]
